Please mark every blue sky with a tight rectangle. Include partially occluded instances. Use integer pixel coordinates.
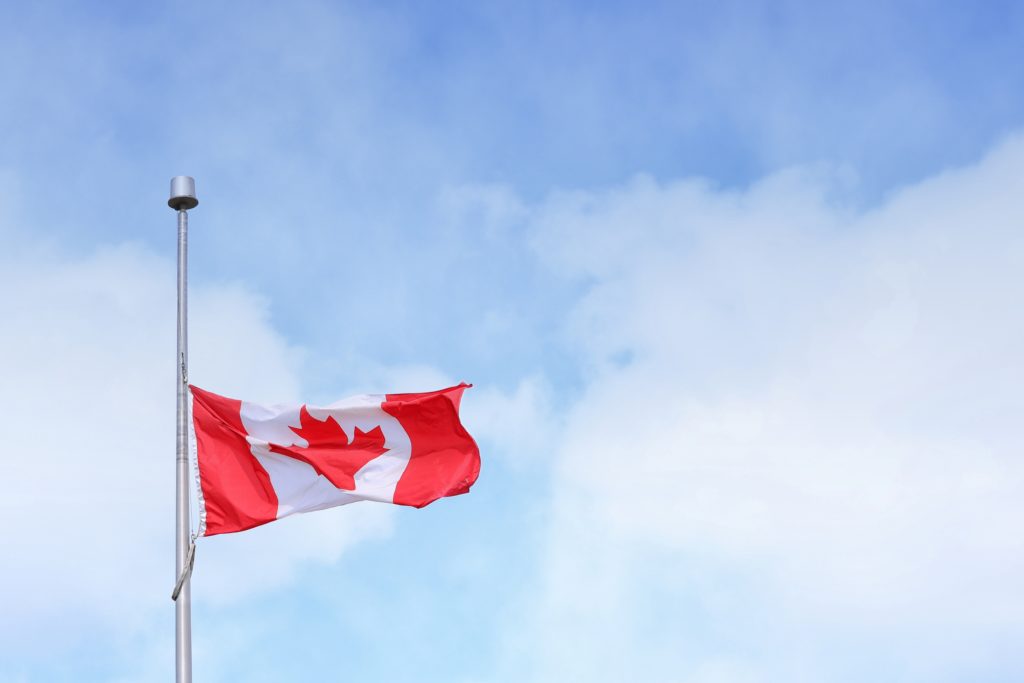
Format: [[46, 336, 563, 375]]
[[2, 2, 1024, 681]]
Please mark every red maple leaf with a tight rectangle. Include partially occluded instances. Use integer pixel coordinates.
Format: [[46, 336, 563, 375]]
[[268, 406, 388, 490]]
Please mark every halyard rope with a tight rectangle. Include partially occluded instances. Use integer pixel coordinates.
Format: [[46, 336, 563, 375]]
[[172, 376, 200, 602], [171, 535, 196, 602]]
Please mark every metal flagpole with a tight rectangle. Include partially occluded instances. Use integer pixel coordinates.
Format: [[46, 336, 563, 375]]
[[169, 176, 198, 683]]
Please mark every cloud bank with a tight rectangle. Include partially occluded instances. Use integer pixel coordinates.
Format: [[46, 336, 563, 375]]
[[499, 134, 1024, 682], [0, 231, 394, 676]]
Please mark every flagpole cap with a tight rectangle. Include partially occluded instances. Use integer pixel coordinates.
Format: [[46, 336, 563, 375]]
[[168, 176, 198, 210]]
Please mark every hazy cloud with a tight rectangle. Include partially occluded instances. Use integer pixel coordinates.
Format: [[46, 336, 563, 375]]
[[500, 134, 1024, 682]]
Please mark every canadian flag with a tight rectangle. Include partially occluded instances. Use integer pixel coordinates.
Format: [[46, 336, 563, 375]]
[[189, 383, 480, 536]]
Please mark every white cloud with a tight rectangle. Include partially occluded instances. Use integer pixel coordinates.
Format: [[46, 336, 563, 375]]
[[0, 236, 394, 662], [461, 375, 559, 467], [502, 134, 1024, 681]]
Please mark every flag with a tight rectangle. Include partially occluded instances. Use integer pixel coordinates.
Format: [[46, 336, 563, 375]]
[[189, 383, 480, 536]]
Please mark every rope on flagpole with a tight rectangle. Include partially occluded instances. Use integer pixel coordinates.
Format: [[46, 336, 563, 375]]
[[171, 535, 196, 602], [172, 381, 200, 602]]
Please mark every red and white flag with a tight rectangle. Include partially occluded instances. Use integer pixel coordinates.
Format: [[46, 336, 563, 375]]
[[189, 383, 480, 536]]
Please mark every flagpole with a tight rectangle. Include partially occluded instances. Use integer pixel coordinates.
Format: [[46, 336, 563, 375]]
[[169, 176, 198, 683]]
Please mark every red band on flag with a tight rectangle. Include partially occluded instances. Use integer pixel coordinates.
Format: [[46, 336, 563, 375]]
[[384, 383, 480, 507], [191, 386, 278, 536]]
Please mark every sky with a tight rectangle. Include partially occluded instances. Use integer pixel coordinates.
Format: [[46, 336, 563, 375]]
[[1, 1, 1023, 681]]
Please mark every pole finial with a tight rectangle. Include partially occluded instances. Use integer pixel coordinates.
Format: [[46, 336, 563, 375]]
[[169, 176, 198, 210]]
